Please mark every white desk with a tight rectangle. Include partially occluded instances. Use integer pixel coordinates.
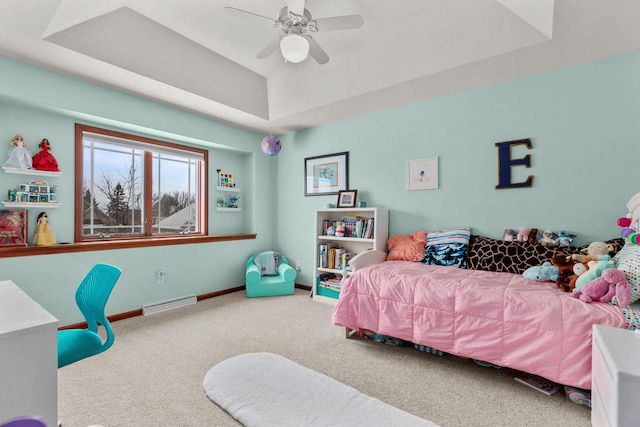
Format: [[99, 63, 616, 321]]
[[0, 280, 58, 426], [592, 324, 640, 427]]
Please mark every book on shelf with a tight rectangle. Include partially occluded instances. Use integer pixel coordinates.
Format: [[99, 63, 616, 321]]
[[319, 244, 352, 271], [514, 374, 561, 395], [341, 252, 352, 270], [321, 216, 375, 239], [318, 244, 329, 268], [340, 216, 362, 238], [327, 247, 335, 269], [318, 281, 343, 291], [318, 272, 344, 291], [362, 217, 374, 239]]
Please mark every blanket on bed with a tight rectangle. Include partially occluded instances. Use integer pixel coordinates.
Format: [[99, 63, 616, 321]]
[[332, 261, 627, 389]]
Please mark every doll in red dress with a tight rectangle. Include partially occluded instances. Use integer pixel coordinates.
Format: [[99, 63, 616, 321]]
[[32, 138, 59, 172]]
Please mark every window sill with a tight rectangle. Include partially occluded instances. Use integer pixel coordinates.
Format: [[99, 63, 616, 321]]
[[0, 234, 257, 258]]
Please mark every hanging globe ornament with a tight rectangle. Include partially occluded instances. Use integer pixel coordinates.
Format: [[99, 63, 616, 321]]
[[261, 135, 281, 156]]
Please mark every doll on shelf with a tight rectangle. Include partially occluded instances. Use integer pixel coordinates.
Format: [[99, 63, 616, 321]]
[[32, 138, 60, 172], [3, 134, 33, 169], [33, 211, 56, 246]]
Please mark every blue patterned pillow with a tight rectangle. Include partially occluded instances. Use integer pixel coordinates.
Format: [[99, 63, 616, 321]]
[[422, 227, 471, 268]]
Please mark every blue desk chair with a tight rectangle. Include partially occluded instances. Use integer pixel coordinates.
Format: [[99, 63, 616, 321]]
[[0, 416, 48, 427], [57, 264, 122, 368]]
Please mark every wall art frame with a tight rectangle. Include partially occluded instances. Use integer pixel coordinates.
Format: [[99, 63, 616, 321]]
[[304, 151, 349, 196], [337, 190, 358, 208], [407, 157, 439, 190], [0, 209, 28, 246]]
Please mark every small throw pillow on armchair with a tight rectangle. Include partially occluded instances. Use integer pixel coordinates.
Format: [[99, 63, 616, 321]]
[[387, 231, 427, 262]]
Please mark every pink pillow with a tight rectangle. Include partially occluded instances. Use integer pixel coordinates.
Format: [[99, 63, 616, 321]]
[[387, 231, 426, 261]]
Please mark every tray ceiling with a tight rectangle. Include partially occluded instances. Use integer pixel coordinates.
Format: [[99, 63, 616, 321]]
[[0, 0, 638, 134]]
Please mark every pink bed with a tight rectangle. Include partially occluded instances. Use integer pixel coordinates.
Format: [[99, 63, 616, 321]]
[[332, 260, 627, 389]]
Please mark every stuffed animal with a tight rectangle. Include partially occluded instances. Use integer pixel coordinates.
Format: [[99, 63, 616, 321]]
[[516, 227, 530, 242], [567, 258, 590, 292], [503, 229, 517, 241], [539, 230, 559, 247], [571, 241, 614, 263], [551, 254, 576, 292], [618, 192, 640, 244], [528, 228, 539, 245], [567, 256, 597, 292], [555, 230, 575, 247], [523, 261, 559, 282], [574, 256, 616, 291], [572, 269, 631, 307], [618, 216, 637, 240]]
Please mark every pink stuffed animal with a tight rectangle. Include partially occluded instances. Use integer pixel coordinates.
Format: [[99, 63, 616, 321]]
[[516, 227, 530, 242], [571, 269, 631, 307]]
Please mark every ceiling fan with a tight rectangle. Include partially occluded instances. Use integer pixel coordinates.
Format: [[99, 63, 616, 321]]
[[224, 0, 364, 64]]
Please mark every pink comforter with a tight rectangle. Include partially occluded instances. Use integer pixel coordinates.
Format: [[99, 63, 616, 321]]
[[332, 261, 627, 389]]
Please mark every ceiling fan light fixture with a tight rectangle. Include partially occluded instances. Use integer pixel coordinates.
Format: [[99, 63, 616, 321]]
[[280, 34, 309, 63]]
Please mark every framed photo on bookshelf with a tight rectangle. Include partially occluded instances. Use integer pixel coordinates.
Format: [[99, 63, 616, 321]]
[[337, 190, 358, 208], [304, 152, 349, 196], [0, 209, 28, 246], [407, 157, 439, 190]]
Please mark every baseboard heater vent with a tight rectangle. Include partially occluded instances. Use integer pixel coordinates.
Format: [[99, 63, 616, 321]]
[[142, 294, 197, 316]]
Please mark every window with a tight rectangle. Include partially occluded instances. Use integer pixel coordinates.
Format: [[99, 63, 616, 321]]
[[75, 124, 207, 241]]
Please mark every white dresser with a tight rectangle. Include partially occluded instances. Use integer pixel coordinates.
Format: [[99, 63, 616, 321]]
[[0, 280, 58, 426], [592, 324, 640, 427]]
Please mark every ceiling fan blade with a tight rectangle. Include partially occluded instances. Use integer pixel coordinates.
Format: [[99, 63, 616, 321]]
[[307, 37, 329, 64], [223, 7, 275, 24], [314, 15, 364, 32], [257, 38, 281, 59], [286, 0, 306, 17]]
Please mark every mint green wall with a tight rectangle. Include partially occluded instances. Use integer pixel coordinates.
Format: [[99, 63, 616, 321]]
[[276, 52, 640, 286], [0, 56, 277, 325], [3, 52, 639, 322]]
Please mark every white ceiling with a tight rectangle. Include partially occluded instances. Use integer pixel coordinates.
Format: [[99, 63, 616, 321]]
[[0, 0, 638, 135]]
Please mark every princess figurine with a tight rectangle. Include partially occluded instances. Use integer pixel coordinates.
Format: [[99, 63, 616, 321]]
[[4, 134, 32, 169], [33, 211, 56, 246], [32, 138, 60, 172]]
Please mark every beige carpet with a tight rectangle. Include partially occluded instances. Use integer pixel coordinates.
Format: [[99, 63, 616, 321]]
[[58, 289, 591, 426]]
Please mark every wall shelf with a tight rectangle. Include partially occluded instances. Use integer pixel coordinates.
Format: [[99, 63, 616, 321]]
[[216, 207, 241, 211], [2, 202, 61, 209], [2, 167, 62, 177]]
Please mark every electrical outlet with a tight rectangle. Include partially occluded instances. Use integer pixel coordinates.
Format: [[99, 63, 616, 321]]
[[157, 270, 167, 285]]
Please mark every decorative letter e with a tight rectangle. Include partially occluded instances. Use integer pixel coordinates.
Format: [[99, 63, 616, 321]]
[[495, 139, 534, 189]]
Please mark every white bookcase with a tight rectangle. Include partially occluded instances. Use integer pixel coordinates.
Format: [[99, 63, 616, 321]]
[[312, 207, 388, 305]]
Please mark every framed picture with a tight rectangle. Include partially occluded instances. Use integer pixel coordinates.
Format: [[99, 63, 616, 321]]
[[337, 190, 358, 208], [407, 157, 439, 190], [304, 152, 349, 196], [0, 210, 28, 246], [217, 170, 234, 188]]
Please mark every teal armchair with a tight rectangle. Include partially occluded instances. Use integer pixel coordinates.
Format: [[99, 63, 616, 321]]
[[245, 252, 296, 298]]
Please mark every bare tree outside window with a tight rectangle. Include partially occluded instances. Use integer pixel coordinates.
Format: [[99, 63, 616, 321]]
[[76, 124, 207, 241]]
